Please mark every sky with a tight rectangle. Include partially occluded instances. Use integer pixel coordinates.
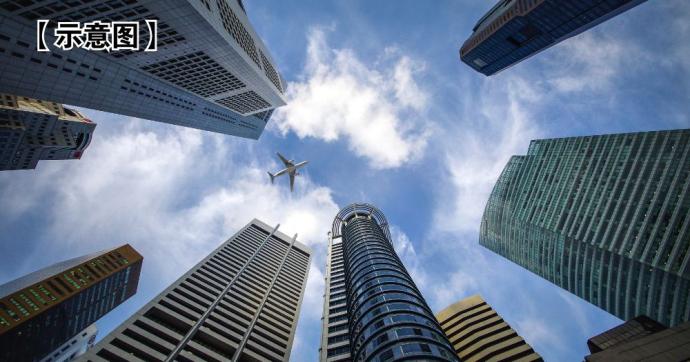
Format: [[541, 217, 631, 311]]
[[1, 0, 689, 361]]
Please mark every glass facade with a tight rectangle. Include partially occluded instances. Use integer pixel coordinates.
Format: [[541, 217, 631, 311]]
[[460, 0, 648, 76], [480, 129, 690, 326], [320, 203, 458, 362]]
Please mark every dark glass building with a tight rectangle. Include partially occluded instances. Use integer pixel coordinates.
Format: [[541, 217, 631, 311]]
[[480, 129, 690, 327], [80, 219, 311, 362], [460, 0, 648, 76], [0, 244, 143, 361], [585, 316, 690, 361], [587, 315, 666, 354], [319, 203, 458, 362]]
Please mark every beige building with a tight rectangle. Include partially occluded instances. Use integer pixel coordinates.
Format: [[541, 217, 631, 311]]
[[435, 295, 542, 362], [0, 94, 96, 171]]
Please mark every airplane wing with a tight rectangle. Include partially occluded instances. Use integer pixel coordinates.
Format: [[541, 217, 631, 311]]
[[289, 172, 295, 192], [277, 152, 292, 167], [273, 168, 288, 177], [295, 160, 309, 169]]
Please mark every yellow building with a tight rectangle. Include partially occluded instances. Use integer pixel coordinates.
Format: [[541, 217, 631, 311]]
[[436, 294, 542, 362]]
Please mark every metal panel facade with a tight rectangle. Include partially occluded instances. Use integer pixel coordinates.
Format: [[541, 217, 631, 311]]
[[80, 219, 311, 362], [0, 0, 287, 138], [480, 129, 690, 326]]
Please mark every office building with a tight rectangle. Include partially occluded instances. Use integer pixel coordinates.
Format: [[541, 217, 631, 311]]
[[0, 244, 143, 361], [319, 203, 458, 362], [0, 0, 286, 139], [0, 93, 96, 171], [585, 316, 690, 361], [436, 295, 542, 361], [480, 129, 690, 326], [80, 219, 311, 362], [42, 324, 98, 362], [460, 0, 648, 76]]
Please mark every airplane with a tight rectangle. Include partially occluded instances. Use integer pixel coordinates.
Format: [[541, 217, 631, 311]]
[[268, 152, 308, 192]]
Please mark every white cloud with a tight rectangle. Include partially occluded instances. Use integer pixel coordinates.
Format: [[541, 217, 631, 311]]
[[434, 76, 543, 234], [13, 119, 333, 272], [390, 225, 427, 285], [430, 269, 479, 310], [0, 114, 338, 351], [546, 32, 630, 93], [515, 316, 562, 349], [272, 27, 430, 169]]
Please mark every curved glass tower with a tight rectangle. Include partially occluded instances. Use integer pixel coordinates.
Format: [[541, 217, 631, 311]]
[[320, 203, 458, 362], [480, 129, 690, 327]]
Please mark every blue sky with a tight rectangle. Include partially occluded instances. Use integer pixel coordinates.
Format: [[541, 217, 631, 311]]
[[1, 0, 689, 361]]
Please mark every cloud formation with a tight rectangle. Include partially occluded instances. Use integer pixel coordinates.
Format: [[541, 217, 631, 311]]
[[545, 32, 631, 93], [0, 114, 338, 353], [433, 76, 543, 234], [272, 27, 430, 169]]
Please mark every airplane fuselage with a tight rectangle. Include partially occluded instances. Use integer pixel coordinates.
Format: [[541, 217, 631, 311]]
[[268, 153, 309, 191]]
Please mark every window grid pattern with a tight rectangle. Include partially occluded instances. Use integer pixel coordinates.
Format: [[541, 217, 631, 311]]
[[260, 50, 283, 93], [216, 91, 270, 115], [215, 0, 260, 66], [480, 129, 690, 327], [3, 0, 186, 57], [80, 220, 311, 362], [321, 237, 351, 362], [141, 51, 246, 98], [0, 0, 280, 139]]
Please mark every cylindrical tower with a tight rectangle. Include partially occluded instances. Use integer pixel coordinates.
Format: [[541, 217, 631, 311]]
[[331, 203, 459, 362]]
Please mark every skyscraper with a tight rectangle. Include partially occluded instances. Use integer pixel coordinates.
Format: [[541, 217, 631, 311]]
[[436, 295, 542, 362], [0, 0, 286, 139], [0, 93, 96, 171], [0, 244, 143, 362], [320, 203, 458, 362], [80, 219, 311, 362], [460, 0, 648, 76], [42, 324, 98, 362], [585, 316, 690, 361], [480, 129, 690, 326]]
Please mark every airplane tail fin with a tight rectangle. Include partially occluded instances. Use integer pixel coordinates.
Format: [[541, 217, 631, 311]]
[[267, 171, 275, 184]]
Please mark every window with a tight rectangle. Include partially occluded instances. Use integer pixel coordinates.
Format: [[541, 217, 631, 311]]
[[377, 349, 394, 362]]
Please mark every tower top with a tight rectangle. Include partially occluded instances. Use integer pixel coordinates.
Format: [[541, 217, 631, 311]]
[[331, 203, 391, 241]]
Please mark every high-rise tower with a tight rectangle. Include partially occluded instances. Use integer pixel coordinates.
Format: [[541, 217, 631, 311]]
[[436, 295, 542, 362], [0, 0, 286, 138], [319, 203, 458, 362], [480, 129, 690, 326], [460, 0, 648, 76], [80, 219, 311, 362], [0, 244, 143, 361], [0, 94, 96, 171]]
